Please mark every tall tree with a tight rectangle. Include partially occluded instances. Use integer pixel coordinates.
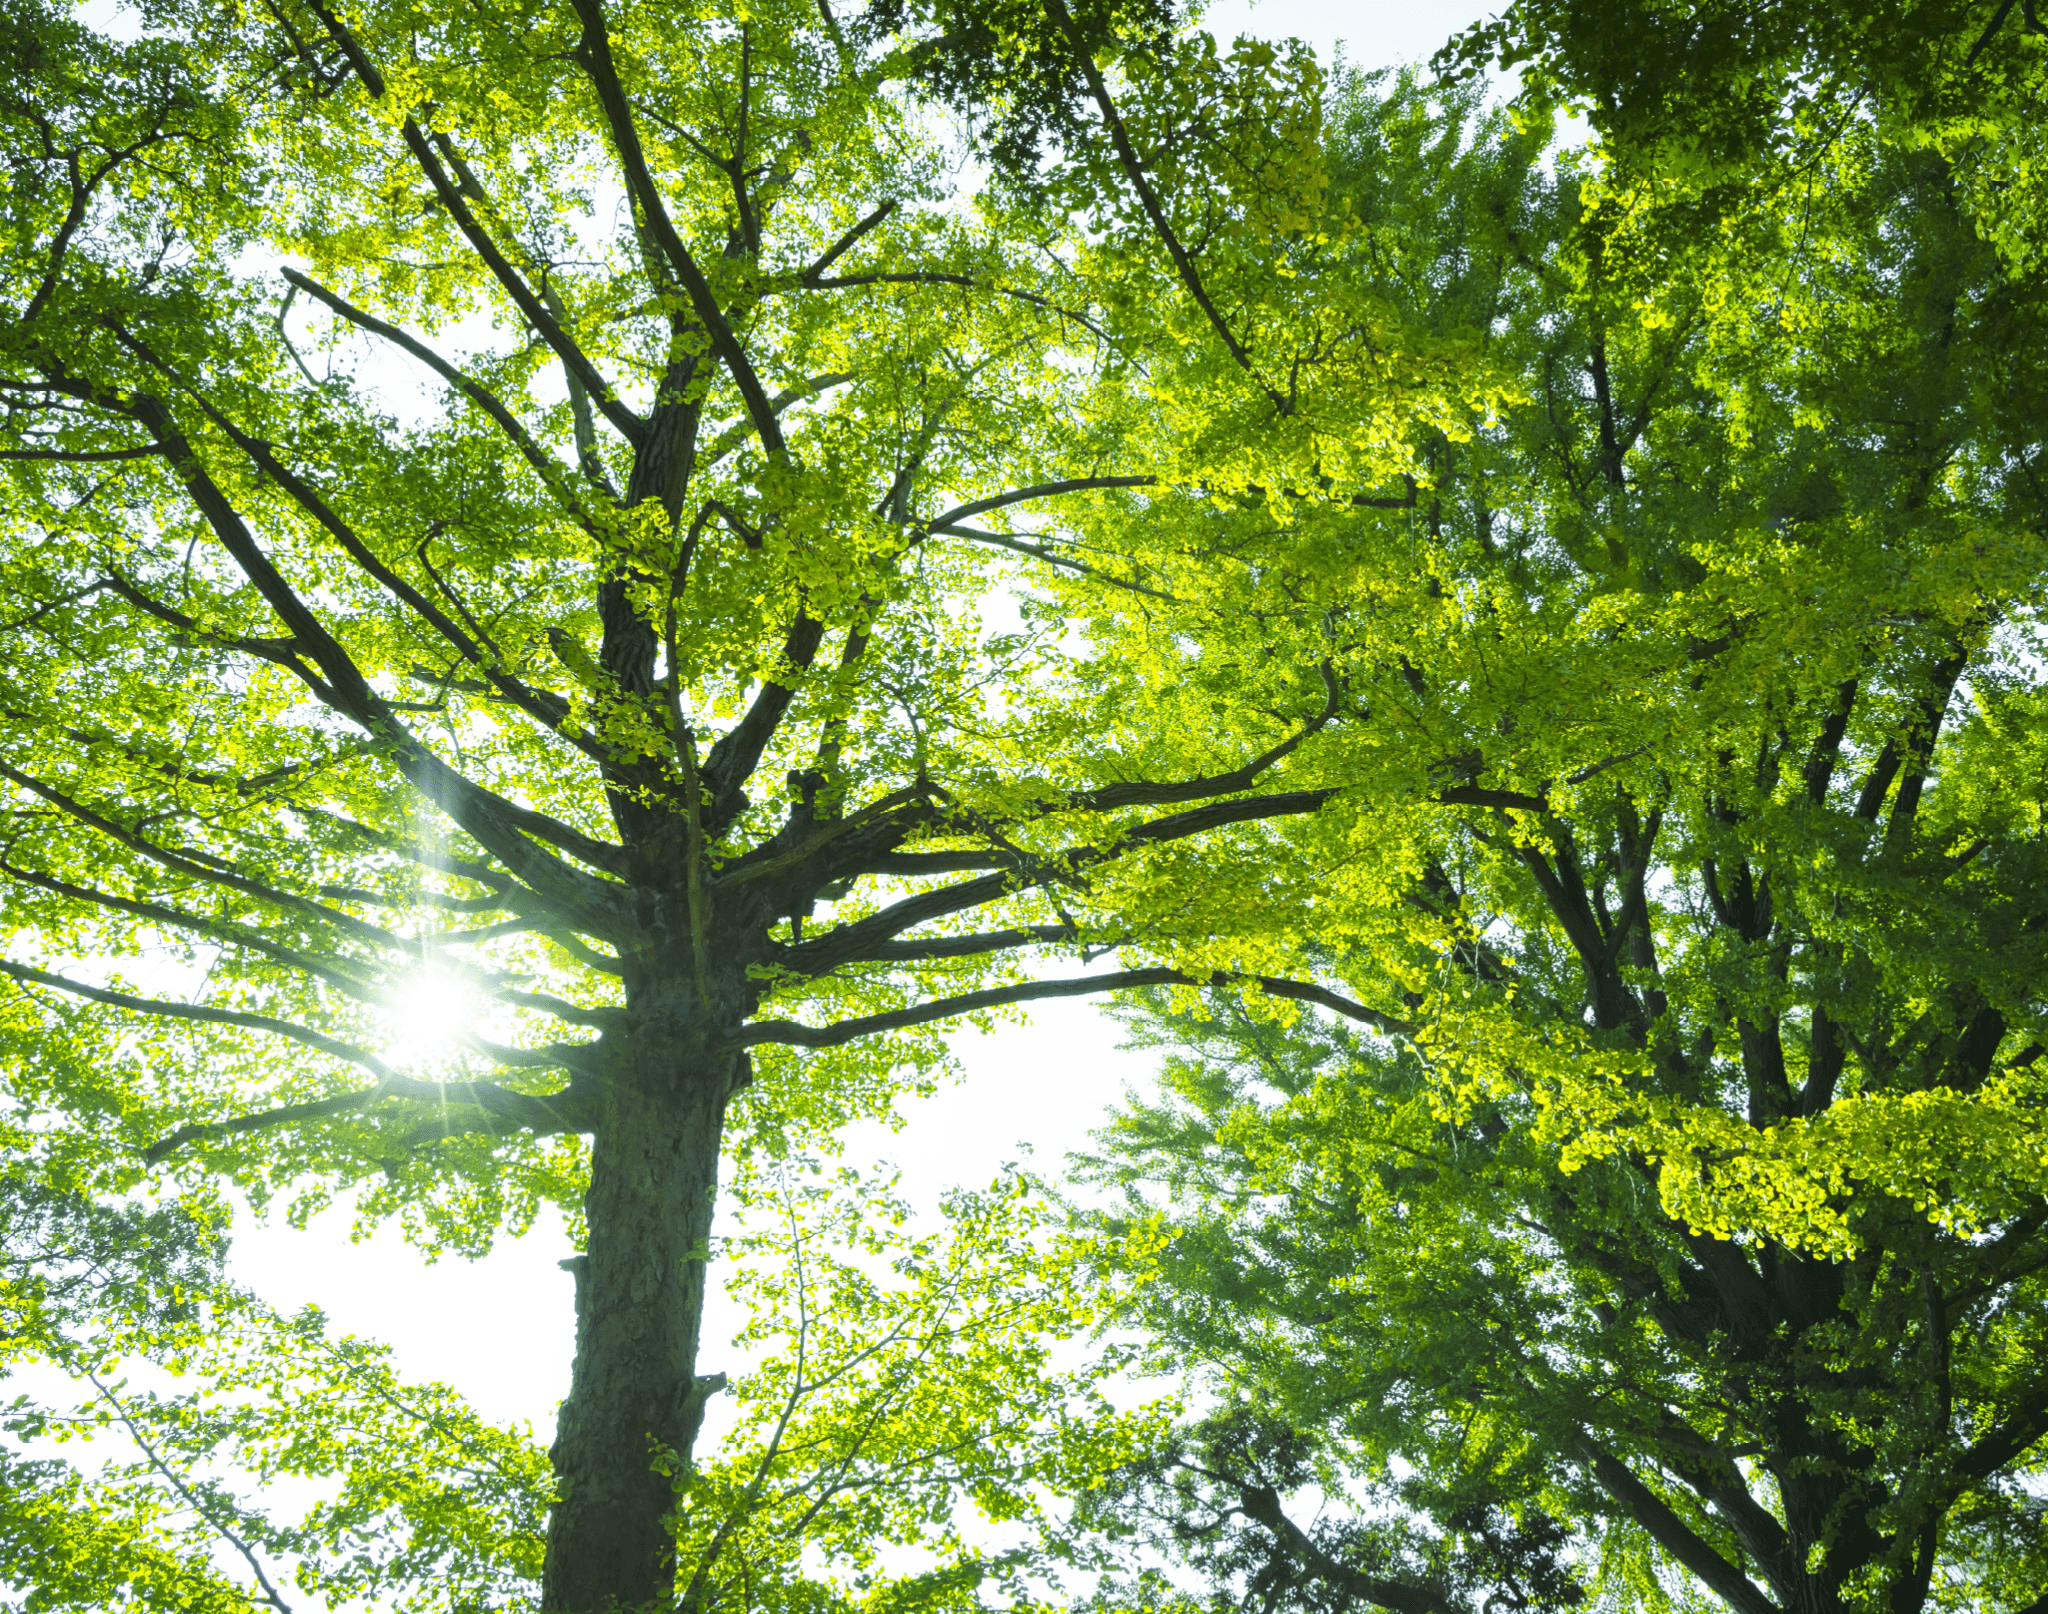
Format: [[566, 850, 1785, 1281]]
[[0, 0, 1477, 1606], [1069, 51, 2048, 1614]]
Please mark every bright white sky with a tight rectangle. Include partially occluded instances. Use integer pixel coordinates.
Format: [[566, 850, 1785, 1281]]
[[203, 0, 1507, 1543]]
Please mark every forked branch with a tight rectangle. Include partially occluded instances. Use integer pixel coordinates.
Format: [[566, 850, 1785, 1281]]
[[799, 788, 1337, 970], [281, 269, 608, 535], [569, 0, 788, 459], [299, 0, 647, 448]]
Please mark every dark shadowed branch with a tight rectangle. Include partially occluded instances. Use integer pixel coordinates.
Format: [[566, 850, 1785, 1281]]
[[568, 0, 788, 458], [1575, 1435, 1777, 1614], [739, 967, 1408, 1050], [1043, 0, 1281, 408]]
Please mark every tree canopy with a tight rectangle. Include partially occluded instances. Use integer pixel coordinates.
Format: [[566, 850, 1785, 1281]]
[[2, 0, 2046, 1610], [1067, 13, 2048, 1614], [0, 0, 1486, 1604]]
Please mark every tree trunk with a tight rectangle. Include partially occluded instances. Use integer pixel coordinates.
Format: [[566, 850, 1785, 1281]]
[[541, 1013, 735, 1613]]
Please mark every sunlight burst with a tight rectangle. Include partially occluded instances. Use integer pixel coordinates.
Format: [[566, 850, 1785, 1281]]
[[379, 973, 483, 1067]]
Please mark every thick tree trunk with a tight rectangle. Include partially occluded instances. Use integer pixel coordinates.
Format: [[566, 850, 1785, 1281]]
[[541, 1012, 735, 1613]]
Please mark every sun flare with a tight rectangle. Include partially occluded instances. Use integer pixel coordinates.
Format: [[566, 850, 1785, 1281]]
[[379, 974, 482, 1067]]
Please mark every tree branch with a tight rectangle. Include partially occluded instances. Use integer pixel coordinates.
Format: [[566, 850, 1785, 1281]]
[[838, 924, 1077, 963], [0, 441, 162, 462], [1233, 1478, 1464, 1614], [698, 611, 830, 825], [0, 855, 383, 1005], [79, 1369, 295, 1612], [0, 961, 395, 1079], [568, 0, 787, 460], [0, 760, 414, 953], [145, 1071, 600, 1163], [1954, 1378, 2048, 1484], [122, 395, 627, 927], [796, 789, 1336, 969], [932, 524, 1176, 599], [796, 200, 897, 281], [279, 269, 604, 531], [299, 0, 647, 447], [717, 784, 931, 889], [852, 850, 1011, 875], [1043, 0, 1281, 407], [923, 475, 1156, 532], [115, 333, 614, 775], [698, 372, 856, 468], [740, 967, 1407, 1049], [1576, 1434, 1778, 1614], [738, 968, 1190, 1048], [794, 271, 1109, 338]]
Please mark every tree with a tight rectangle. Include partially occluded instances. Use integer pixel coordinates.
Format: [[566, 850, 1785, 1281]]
[[0, 0, 1482, 1606], [1066, 50, 2048, 1614]]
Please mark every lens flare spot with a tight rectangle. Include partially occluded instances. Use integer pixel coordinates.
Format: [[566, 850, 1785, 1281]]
[[381, 973, 481, 1065]]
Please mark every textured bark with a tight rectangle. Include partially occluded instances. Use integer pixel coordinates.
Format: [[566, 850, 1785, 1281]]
[[541, 999, 739, 1614]]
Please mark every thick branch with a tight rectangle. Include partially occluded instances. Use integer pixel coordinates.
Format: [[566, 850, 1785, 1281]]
[[796, 200, 896, 281], [1954, 1378, 2048, 1484], [1250, 973, 1414, 1036], [1233, 1479, 1463, 1614], [145, 1073, 600, 1164], [1438, 785, 1548, 811], [125, 395, 626, 928], [740, 967, 1407, 1049], [1577, 1434, 1778, 1614], [0, 856, 383, 1006], [142, 361, 612, 776], [853, 850, 1011, 875], [0, 848, 617, 1041], [100, 568, 333, 691], [716, 783, 931, 889], [698, 611, 829, 824]]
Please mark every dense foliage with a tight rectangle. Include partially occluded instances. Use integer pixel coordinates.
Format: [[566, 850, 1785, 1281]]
[[1, 0, 2045, 1609], [1066, 18, 2048, 1614]]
